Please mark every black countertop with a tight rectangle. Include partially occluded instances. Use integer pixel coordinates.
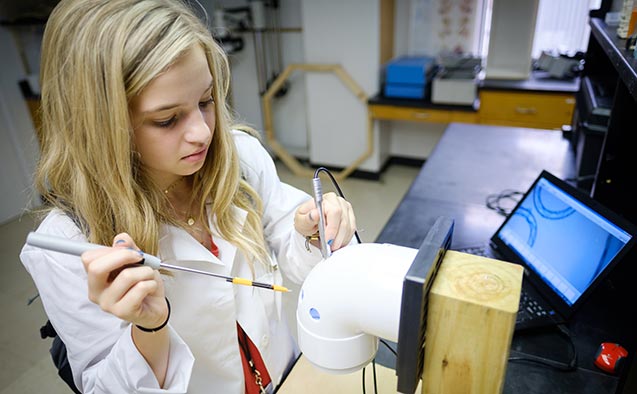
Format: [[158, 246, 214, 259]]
[[479, 70, 580, 93], [367, 94, 479, 111], [373, 123, 629, 393]]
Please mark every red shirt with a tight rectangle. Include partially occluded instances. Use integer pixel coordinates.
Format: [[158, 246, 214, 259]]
[[209, 234, 219, 258]]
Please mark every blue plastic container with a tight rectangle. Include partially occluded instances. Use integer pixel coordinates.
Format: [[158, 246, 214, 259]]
[[383, 56, 436, 99]]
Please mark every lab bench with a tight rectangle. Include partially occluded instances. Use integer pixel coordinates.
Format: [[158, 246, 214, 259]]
[[369, 70, 578, 131]]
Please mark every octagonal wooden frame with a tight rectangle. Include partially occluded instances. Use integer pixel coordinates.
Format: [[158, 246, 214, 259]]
[[261, 63, 372, 180]]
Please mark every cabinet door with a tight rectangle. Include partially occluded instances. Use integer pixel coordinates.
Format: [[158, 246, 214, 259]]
[[479, 90, 575, 129], [369, 105, 453, 123], [591, 82, 637, 224]]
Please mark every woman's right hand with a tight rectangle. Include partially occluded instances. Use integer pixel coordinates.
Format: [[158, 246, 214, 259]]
[[81, 233, 168, 330]]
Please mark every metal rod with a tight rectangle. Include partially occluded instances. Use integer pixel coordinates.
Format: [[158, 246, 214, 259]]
[[25, 232, 290, 292], [312, 177, 331, 259]]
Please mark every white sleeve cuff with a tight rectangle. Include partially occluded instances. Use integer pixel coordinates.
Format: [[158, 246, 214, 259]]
[[107, 324, 194, 393], [283, 231, 323, 284]]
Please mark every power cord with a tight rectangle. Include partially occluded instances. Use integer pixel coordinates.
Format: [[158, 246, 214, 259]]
[[363, 340, 399, 394], [362, 359, 379, 394], [313, 167, 362, 244], [380, 338, 398, 356], [485, 189, 523, 217], [508, 324, 578, 372], [486, 175, 594, 217]]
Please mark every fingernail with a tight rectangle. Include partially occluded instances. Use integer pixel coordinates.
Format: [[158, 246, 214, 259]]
[[115, 239, 125, 244], [327, 239, 333, 246], [127, 247, 144, 257]]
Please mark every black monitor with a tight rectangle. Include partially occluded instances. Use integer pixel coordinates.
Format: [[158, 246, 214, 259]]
[[395, 216, 454, 394]]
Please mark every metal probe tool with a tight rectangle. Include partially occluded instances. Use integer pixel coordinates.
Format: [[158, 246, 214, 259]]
[[26, 232, 290, 292], [312, 176, 331, 259]]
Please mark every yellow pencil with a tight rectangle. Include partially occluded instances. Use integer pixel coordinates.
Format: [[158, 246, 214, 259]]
[[231, 277, 291, 292]]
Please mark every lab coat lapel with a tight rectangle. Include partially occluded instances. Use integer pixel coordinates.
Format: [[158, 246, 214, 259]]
[[159, 225, 223, 266], [158, 205, 248, 270], [209, 205, 248, 269]]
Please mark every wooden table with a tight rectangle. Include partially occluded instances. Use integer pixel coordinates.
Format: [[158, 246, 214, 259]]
[[277, 355, 421, 394]]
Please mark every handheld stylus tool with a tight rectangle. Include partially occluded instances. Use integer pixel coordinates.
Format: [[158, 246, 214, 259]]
[[25, 232, 290, 292], [312, 176, 331, 259]]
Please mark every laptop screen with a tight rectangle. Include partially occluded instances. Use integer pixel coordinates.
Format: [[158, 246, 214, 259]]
[[491, 171, 635, 310]]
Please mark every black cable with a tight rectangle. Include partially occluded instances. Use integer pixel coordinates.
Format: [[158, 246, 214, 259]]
[[508, 324, 578, 372], [313, 167, 362, 244], [27, 292, 40, 305], [380, 338, 398, 356], [372, 359, 378, 394], [362, 365, 366, 394], [485, 189, 523, 217], [360, 340, 399, 394], [361, 360, 379, 394]]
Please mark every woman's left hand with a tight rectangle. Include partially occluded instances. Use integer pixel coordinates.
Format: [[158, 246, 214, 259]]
[[294, 192, 357, 252]]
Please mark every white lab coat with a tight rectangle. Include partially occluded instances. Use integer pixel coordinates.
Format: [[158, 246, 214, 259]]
[[20, 130, 324, 393]]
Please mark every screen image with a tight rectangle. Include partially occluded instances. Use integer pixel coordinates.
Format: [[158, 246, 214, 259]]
[[496, 178, 632, 306]]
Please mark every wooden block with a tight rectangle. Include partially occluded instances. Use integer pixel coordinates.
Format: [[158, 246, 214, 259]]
[[422, 250, 523, 394]]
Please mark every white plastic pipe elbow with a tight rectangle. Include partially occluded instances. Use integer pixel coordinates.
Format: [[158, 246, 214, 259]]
[[296, 243, 418, 374]]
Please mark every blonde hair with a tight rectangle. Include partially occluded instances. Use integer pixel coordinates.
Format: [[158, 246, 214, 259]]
[[37, 0, 269, 264]]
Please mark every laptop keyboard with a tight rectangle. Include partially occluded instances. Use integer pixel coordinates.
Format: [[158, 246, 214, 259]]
[[457, 245, 489, 257], [516, 288, 549, 323]]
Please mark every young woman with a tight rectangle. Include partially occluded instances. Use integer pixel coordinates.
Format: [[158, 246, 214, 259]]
[[20, 1, 357, 392]]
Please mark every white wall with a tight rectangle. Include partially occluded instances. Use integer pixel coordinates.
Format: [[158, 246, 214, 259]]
[[386, 0, 445, 161], [301, 0, 384, 172], [203, 0, 310, 158], [0, 27, 40, 224], [212, 0, 446, 171]]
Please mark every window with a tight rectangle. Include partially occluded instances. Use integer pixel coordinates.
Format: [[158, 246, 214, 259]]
[[408, 0, 602, 59], [530, 0, 602, 58]]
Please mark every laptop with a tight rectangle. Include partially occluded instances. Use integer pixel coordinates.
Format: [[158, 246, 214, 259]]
[[458, 170, 637, 331]]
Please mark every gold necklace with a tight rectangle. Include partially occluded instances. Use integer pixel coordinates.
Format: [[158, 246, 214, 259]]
[[163, 177, 183, 195], [163, 177, 196, 226]]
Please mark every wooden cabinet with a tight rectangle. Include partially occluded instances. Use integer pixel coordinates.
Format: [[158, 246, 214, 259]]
[[479, 90, 575, 129], [368, 87, 575, 131], [368, 75, 578, 134], [369, 104, 452, 123], [368, 104, 479, 124]]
